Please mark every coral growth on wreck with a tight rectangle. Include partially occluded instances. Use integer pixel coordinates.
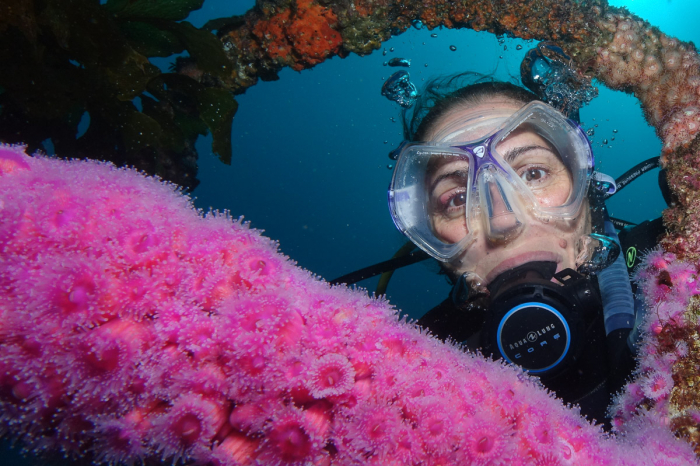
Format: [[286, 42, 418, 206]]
[[589, 12, 700, 448], [1, 144, 697, 465], [593, 16, 700, 152], [251, 0, 343, 71], [611, 249, 700, 452]]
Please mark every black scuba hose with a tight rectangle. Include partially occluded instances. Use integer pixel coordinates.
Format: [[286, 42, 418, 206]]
[[604, 156, 661, 229], [609, 217, 637, 230], [328, 242, 429, 287], [603, 156, 660, 200]]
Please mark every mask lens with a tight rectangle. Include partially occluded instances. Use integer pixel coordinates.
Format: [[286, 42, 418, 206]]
[[426, 153, 471, 245], [493, 120, 573, 209], [389, 146, 474, 260]]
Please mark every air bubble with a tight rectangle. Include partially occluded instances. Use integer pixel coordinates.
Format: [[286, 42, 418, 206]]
[[516, 45, 523, 50], [603, 139, 608, 144], [431, 33, 438, 38], [390, 47, 395, 52], [587, 128, 595, 136], [387, 164, 394, 169], [412, 19, 423, 30], [520, 42, 600, 118], [388, 58, 411, 67], [449, 45, 457, 51], [381, 71, 418, 108]]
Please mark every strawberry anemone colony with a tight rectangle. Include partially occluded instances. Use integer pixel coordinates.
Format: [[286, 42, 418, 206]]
[[0, 144, 697, 465]]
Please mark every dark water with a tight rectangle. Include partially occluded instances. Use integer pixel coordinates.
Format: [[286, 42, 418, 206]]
[[4, 0, 699, 464]]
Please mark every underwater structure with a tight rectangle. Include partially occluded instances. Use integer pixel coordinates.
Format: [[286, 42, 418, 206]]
[[3, 0, 700, 464]]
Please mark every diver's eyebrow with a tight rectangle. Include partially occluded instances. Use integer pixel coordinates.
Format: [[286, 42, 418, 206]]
[[503, 144, 556, 163], [430, 169, 468, 194]]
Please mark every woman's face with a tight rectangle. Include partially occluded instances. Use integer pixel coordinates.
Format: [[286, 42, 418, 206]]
[[424, 98, 591, 284]]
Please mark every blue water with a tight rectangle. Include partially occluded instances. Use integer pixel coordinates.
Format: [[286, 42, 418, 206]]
[[192, 0, 699, 321], [3, 0, 699, 463]]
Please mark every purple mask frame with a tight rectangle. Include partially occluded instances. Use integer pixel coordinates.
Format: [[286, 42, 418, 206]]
[[451, 136, 510, 190], [439, 115, 595, 185]]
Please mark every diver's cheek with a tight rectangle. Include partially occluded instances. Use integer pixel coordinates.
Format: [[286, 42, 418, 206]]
[[533, 178, 573, 207], [433, 219, 469, 245]]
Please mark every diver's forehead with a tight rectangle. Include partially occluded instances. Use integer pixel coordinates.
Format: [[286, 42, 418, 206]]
[[428, 100, 525, 143]]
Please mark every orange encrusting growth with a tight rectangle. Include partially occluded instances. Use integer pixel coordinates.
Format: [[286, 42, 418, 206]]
[[251, 0, 343, 71]]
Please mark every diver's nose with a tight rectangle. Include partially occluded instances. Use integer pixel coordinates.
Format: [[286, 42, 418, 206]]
[[479, 167, 524, 243]]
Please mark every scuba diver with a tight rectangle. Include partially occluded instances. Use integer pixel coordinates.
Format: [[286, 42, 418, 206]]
[[387, 77, 636, 423], [332, 44, 669, 426], [388, 78, 637, 425]]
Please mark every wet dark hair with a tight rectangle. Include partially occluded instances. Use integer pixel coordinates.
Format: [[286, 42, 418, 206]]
[[403, 72, 540, 143]]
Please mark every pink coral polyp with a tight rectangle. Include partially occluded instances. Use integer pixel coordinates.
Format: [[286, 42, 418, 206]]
[[261, 406, 326, 464], [238, 249, 285, 287], [0, 144, 31, 174], [156, 394, 227, 463], [348, 404, 403, 456], [460, 415, 514, 463], [81, 319, 148, 373], [642, 370, 674, 401], [307, 353, 355, 398]]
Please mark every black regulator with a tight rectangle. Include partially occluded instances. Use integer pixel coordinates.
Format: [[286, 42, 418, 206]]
[[454, 261, 602, 379]]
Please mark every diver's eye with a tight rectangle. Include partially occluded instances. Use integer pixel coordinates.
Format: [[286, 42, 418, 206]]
[[438, 189, 467, 215], [520, 167, 548, 183], [448, 191, 467, 208]]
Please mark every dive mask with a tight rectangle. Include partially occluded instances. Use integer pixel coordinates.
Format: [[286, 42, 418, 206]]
[[388, 101, 616, 272]]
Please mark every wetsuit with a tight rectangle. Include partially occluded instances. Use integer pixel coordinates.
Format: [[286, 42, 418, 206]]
[[417, 217, 663, 427], [618, 217, 665, 288]]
